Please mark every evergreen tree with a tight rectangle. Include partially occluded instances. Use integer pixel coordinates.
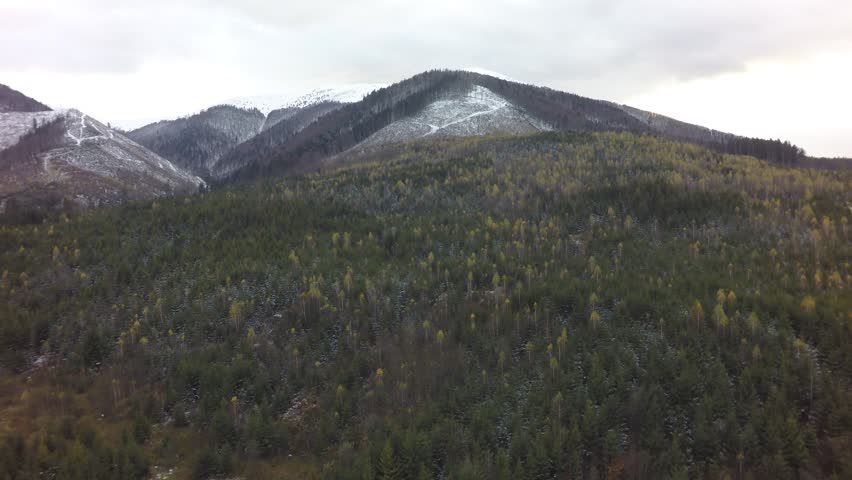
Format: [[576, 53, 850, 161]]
[[378, 440, 400, 480]]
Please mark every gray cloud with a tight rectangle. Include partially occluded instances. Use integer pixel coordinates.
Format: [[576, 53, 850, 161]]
[[4, 0, 849, 85], [1, 0, 850, 154]]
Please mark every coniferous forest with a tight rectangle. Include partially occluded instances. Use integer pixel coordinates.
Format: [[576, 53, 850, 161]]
[[1, 132, 850, 479]]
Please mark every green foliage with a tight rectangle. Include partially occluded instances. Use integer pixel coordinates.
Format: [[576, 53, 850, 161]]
[[0, 132, 850, 478], [192, 447, 233, 480]]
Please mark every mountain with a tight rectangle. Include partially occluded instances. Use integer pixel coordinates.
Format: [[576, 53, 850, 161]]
[[0, 83, 52, 113], [128, 69, 805, 185], [262, 101, 343, 132], [127, 105, 266, 177], [216, 70, 658, 182], [129, 84, 385, 178], [223, 83, 387, 115], [217, 69, 810, 183], [357, 84, 550, 148], [0, 107, 203, 221]]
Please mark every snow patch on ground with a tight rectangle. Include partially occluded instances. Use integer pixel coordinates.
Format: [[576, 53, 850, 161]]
[[223, 83, 386, 115], [361, 85, 550, 147]]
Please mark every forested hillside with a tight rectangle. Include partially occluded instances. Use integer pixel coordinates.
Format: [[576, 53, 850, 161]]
[[128, 106, 266, 177], [1, 132, 850, 479], [213, 101, 346, 179], [0, 84, 51, 113]]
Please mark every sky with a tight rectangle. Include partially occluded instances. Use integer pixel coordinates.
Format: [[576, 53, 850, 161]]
[[1, 0, 851, 157]]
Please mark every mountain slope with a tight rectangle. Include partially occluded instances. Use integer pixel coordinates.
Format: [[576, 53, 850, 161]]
[[359, 84, 550, 147], [263, 101, 343, 132], [131, 69, 805, 185], [212, 101, 347, 178], [128, 105, 265, 177], [130, 85, 385, 177], [218, 69, 814, 183], [0, 83, 52, 113], [219, 69, 661, 182], [612, 103, 733, 145], [1, 108, 202, 220]]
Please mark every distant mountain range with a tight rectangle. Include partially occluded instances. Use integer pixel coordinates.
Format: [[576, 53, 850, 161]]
[[214, 69, 749, 183], [125, 84, 385, 178], [0, 68, 835, 219], [128, 69, 804, 184]]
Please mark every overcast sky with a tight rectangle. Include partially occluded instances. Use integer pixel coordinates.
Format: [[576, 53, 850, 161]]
[[2, 0, 851, 156]]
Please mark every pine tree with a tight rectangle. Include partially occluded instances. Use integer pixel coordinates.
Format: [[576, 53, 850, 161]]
[[416, 464, 431, 480], [378, 440, 400, 480], [783, 416, 807, 476], [495, 449, 511, 480]]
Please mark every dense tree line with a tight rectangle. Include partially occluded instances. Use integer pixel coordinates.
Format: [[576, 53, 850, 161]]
[[715, 136, 804, 166], [0, 132, 849, 479]]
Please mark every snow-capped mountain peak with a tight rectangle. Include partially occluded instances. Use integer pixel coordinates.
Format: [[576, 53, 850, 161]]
[[222, 83, 387, 115], [461, 67, 518, 83]]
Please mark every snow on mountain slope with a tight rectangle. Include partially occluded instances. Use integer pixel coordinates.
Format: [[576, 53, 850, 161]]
[[361, 85, 550, 147], [461, 67, 518, 82], [0, 83, 52, 113], [1, 109, 203, 213], [0, 111, 64, 151], [223, 83, 386, 115], [50, 110, 203, 188]]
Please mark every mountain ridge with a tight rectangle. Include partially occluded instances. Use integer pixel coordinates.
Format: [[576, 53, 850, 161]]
[[218, 69, 808, 183], [125, 69, 808, 185], [0, 83, 52, 113]]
